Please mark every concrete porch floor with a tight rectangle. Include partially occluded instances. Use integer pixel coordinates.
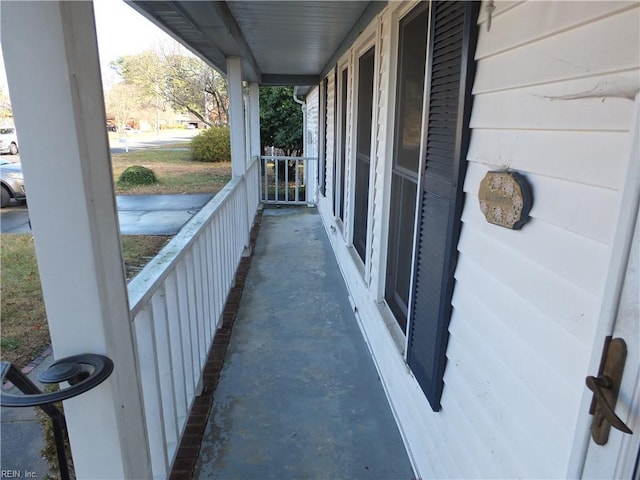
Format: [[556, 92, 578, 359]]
[[193, 207, 414, 479]]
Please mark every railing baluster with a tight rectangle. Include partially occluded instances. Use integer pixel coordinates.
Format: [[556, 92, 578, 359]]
[[193, 247, 208, 366], [274, 159, 279, 203], [200, 231, 209, 338], [150, 289, 179, 459], [184, 250, 203, 374], [204, 228, 218, 336], [133, 307, 169, 478], [193, 242, 210, 347], [295, 158, 300, 202], [221, 203, 229, 292], [164, 272, 188, 428], [175, 263, 196, 400], [285, 159, 289, 202], [263, 157, 268, 203], [213, 222, 224, 329]]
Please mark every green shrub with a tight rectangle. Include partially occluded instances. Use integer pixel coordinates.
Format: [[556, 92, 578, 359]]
[[117, 165, 157, 187], [190, 127, 231, 162]]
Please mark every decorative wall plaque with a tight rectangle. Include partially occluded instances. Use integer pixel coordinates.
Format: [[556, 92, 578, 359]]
[[478, 171, 533, 230]]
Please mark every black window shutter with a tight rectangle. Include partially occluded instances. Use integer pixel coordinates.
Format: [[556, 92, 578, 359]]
[[406, 0, 480, 412]]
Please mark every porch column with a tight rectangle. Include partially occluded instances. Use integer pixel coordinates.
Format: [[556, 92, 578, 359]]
[[248, 82, 261, 159], [227, 56, 251, 247], [227, 56, 247, 177], [1, 2, 151, 478]]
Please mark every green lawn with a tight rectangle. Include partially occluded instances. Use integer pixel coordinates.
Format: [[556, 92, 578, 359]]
[[112, 148, 232, 195]]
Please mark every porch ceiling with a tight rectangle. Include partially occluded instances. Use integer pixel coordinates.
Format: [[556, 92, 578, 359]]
[[128, 0, 386, 87]]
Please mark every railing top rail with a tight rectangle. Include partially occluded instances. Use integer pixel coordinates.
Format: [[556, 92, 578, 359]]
[[128, 175, 244, 317], [260, 156, 318, 161]]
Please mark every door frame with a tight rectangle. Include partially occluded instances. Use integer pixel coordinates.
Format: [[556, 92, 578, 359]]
[[569, 94, 640, 477]]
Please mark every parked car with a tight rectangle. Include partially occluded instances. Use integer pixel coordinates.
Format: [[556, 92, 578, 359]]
[[0, 127, 19, 155], [0, 159, 26, 207]]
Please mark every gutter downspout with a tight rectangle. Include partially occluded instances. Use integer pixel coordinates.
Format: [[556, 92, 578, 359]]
[[293, 86, 312, 203], [293, 86, 306, 152]]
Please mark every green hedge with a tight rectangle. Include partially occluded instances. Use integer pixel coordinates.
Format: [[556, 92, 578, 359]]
[[190, 127, 231, 162], [117, 165, 157, 187]]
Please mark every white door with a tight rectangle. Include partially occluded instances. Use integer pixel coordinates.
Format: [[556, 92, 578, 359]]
[[582, 101, 640, 479]]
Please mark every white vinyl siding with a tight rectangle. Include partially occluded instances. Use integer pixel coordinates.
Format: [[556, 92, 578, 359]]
[[322, 69, 336, 206], [370, 6, 394, 298], [444, 1, 640, 476]]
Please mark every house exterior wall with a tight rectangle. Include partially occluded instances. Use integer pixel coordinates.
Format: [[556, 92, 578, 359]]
[[314, 1, 639, 478]]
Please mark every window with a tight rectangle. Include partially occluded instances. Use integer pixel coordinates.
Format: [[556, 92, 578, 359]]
[[385, 2, 429, 332], [353, 47, 375, 263]]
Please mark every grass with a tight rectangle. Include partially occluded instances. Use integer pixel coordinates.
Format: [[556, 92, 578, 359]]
[[0, 235, 48, 367], [1, 142, 233, 367], [112, 148, 231, 195]]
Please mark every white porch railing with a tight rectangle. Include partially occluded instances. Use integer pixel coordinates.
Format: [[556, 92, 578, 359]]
[[127, 158, 259, 478], [260, 156, 317, 205]]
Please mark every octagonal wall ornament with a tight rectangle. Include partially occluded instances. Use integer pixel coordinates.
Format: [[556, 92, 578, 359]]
[[478, 170, 533, 230]]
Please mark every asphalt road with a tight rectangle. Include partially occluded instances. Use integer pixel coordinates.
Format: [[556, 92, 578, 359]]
[[1, 194, 213, 235]]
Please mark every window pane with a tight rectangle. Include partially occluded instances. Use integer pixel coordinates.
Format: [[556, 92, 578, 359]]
[[394, 6, 429, 175]]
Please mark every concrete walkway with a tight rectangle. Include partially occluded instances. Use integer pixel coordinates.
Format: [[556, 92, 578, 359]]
[[194, 208, 414, 479]]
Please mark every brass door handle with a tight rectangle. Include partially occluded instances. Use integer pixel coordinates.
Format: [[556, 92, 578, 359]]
[[587, 337, 633, 445], [586, 375, 632, 435]]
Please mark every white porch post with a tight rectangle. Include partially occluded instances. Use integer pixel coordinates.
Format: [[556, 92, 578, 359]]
[[227, 56, 247, 177], [227, 56, 251, 246], [1, 2, 151, 478], [248, 82, 261, 159]]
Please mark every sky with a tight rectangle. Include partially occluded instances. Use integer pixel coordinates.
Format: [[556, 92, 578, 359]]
[[0, 0, 175, 94], [93, 0, 175, 89]]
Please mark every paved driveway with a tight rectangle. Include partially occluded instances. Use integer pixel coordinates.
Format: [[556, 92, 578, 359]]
[[0, 194, 213, 235]]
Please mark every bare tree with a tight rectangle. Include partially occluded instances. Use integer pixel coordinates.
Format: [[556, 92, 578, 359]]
[[105, 83, 145, 132], [112, 42, 228, 127]]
